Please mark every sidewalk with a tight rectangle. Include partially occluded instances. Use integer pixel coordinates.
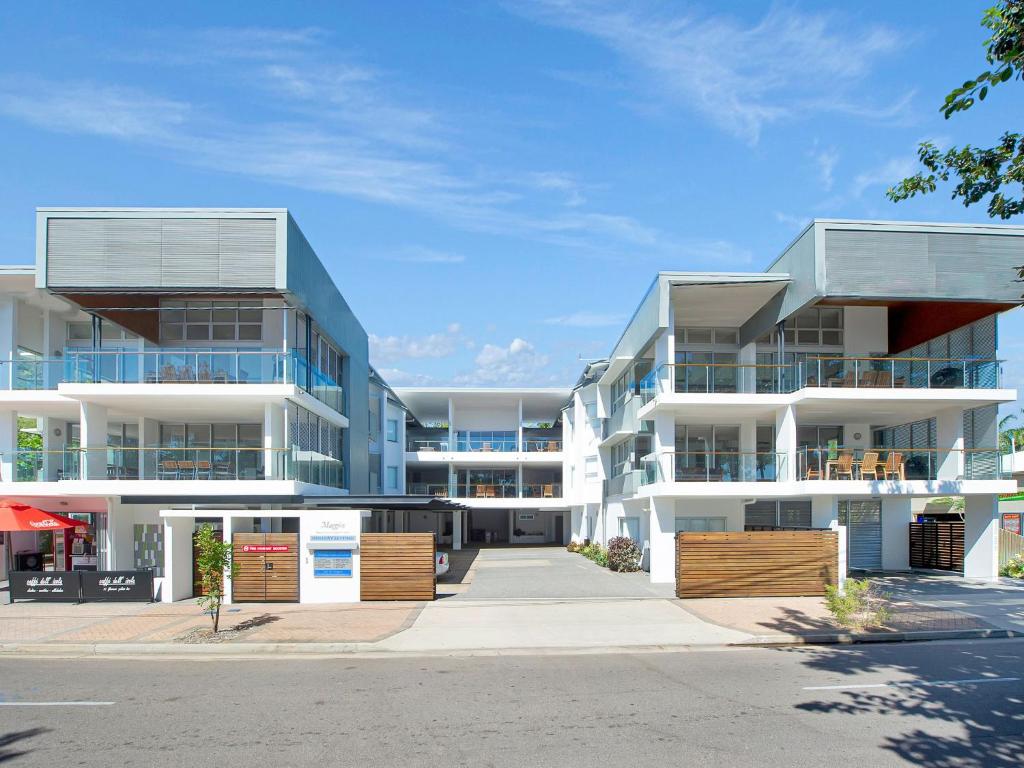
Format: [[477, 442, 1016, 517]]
[[0, 589, 1014, 657]]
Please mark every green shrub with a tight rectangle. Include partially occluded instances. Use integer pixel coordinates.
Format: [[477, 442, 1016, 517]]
[[1001, 554, 1024, 578], [607, 536, 642, 572], [577, 542, 609, 568], [824, 578, 891, 630], [566, 540, 582, 553]]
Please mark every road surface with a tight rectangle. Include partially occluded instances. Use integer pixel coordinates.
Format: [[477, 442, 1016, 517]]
[[0, 639, 1021, 767]]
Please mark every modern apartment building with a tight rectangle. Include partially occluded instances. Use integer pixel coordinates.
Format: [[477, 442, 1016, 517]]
[[565, 220, 1021, 583], [0, 210, 1020, 602], [0, 208, 366, 590], [395, 388, 571, 549]]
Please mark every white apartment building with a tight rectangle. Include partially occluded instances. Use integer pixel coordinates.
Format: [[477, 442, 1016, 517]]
[[564, 220, 1021, 583], [0, 211, 1020, 604], [394, 388, 571, 548], [0, 208, 367, 600]]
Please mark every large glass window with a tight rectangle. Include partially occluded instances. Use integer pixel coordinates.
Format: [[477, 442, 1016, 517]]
[[386, 419, 398, 442], [783, 307, 843, 348], [160, 300, 263, 344]]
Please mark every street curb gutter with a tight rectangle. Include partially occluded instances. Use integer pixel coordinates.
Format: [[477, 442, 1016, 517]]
[[737, 628, 1022, 647]]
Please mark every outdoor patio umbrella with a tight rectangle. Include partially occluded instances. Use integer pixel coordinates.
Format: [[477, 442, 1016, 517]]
[[0, 501, 79, 578]]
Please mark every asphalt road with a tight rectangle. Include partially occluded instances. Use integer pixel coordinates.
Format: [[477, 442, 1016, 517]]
[[1, 640, 1022, 767]]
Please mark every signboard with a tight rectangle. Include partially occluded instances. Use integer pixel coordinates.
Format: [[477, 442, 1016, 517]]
[[241, 544, 289, 553], [81, 571, 154, 602], [313, 549, 353, 578], [1003, 513, 1022, 536], [9, 571, 82, 602]]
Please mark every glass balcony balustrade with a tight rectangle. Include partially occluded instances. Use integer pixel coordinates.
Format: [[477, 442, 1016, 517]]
[[639, 451, 787, 484], [795, 446, 1002, 481]]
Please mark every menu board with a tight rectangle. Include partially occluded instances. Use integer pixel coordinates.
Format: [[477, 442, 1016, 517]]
[[9, 571, 82, 602], [81, 571, 154, 602], [313, 549, 353, 578]]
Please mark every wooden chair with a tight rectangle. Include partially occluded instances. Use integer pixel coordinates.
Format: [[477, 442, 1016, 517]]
[[197, 362, 213, 383], [833, 452, 855, 480], [546, 441, 559, 452], [858, 451, 881, 480], [195, 460, 213, 479], [475, 484, 487, 498], [829, 371, 855, 388], [177, 460, 197, 479], [858, 370, 878, 387], [480, 442, 492, 452], [486, 485, 498, 498], [882, 452, 905, 480], [543, 483, 554, 498], [875, 370, 893, 387], [159, 364, 177, 382], [158, 460, 179, 480]]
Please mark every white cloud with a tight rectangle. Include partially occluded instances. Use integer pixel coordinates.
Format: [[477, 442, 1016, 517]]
[[774, 211, 808, 231], [543, 310, 627, 327], [454, 337, 553, 385], [851, 156, 917, 199], [810, 145, 839, 191], [375, 367, 437, 386], [381, 246, 466, 264], [515, 2, 909, 144], [369, 324, 464, 364]]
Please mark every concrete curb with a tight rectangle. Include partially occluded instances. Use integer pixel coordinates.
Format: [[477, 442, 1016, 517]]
[[737, 627, 1022, 646], [0, 628, 1020, 659]]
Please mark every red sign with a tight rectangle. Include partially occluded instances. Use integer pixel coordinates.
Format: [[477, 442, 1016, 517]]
[[241, 545, 289, 553], [1003, 513, 1021, 536]]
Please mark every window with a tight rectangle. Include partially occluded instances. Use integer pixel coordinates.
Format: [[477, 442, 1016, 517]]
[[783, 307, 843, 348], [386, 418, 398, 442], [584, 456, 599, 481], [160, 300, 263, 343], [386, 466, 398, 489], [619, 516, 640, 542], [675, 516, 727, 533]]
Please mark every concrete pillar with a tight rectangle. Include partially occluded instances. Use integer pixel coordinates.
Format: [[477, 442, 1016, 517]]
[[739, 418, 757, 481], [139, 417, 160, 480], [964, 494, 999, 580], [775, 405, 796, 482], [517, 398, 523, 452], [162, 516, 195, 603], [508, 509, 514, 543], [0, 410, 17, 483], [79, 401, 108, 480], [881, 497, 911, 571], [264, 403, 285, 480], [39, 416, 63, 481], [842, 423, 871, 452], [222, 515, 234, 604], [811, 495, 838, 529], [0, 297, 18, 389], [653, 305, 676, 395], [936, 407, 965, 480], [649, 497, 676, 583], [447, 397, 454, 451], [738, 341, 757, 393], [452, 509, 462, 551]]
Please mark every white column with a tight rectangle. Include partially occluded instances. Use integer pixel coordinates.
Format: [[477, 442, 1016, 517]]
[[517, 398, 523, 451], [964, 494, 999, 580], [162, 516, 195, 603], [936, 407, 965, 480], [775, 405, 796, 482], [739, 418, 757, 481], [139, 417, 160, 480], [79, 401, 108, 480], [649, 497, 676, 583], [881, 497, 911, 571], [451, 509, 462, 551], [222, 515, 234, 604], [264, 403, 285, 480], [810, 495, 838, 529], [447, 397, 454, 451], [653, 306, 676, 396], [0, 297, 18, 389], [39, 417, 63, 481], [738, 341, 757, 393], [0, 410, 17, 483], [508, 509, 514, 542]]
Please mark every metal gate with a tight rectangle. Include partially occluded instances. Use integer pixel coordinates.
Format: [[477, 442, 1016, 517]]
[[841, 500, 882, 570], [232, 533, 299, 602]]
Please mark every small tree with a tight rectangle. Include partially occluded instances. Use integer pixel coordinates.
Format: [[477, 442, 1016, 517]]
[[194, 524, 237, 633]]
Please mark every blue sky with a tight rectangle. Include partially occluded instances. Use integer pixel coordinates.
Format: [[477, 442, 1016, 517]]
[[0, 1, 1021, 408]]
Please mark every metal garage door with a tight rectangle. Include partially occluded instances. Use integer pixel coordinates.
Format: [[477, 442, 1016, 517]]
[[841, 500, 882, 570]]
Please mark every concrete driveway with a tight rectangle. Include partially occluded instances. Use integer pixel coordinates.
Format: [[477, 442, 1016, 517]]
[[438, 545, 674, 600], [871, 573, 1024, 633]]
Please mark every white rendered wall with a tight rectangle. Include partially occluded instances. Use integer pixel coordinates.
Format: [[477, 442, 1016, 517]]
[[299, 510, 362, 603], [162, 516, 195, 603], [964, 494, 1000, 580], [881, 497, 911, 571], [843, 306, 888, 356]]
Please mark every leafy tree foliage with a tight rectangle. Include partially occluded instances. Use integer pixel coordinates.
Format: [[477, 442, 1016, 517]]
[[888, 1, 1024, 218]]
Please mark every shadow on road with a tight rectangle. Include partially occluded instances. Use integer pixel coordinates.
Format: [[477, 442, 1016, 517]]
[[0, 727, 48, 764], [786, 642, 1024, 767]]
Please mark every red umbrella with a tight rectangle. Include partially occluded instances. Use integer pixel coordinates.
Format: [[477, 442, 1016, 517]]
[[0, 501, 79, 577]]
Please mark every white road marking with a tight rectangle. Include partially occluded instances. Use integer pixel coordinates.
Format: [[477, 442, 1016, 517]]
[[0, 701, 115, 706], [804, 676, 1020, 692]]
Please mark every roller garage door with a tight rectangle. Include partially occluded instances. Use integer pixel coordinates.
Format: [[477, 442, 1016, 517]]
[[841, 500, 882, 571]]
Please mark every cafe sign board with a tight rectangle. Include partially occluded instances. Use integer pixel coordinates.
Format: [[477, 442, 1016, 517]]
[[81, 571, 154, 602], [9, 571, 82, 602]]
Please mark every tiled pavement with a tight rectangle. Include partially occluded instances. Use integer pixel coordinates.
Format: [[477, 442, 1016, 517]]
[[0, 599, 423, 645]]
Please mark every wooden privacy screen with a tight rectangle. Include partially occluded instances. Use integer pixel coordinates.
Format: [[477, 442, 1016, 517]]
[[909, 522, 964, 572], [232, 533, 300, 602], [360, 533, 436, 601], [676, 531, 839, 598]]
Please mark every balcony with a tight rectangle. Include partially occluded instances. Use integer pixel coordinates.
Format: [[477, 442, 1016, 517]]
[[640, 451, 787, 484], [795, 446, 1002, 481], [407, 482, 451, 497], [1, 349, 345, 414], [641, 357, 1003, 399], [602, 393, 642, 441], [405, 437, 562, 453], [3, 447, 344, 487], [450, 482, 562, 499]]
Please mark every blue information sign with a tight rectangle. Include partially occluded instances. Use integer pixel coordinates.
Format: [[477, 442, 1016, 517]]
[[313, 549, 353, 578]]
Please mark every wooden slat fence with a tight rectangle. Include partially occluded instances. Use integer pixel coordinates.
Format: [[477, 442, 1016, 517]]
[[999, 528, 1024, 569], [676, 531, 838, 598], [909, 522, 964, 572], [360, 533, 436, 601]]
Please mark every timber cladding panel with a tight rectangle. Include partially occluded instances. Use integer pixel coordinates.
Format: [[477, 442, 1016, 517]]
[[232, 533, 299, 603], [360, 534, 436, 601], [909, 522, 964, 572], [675, 531, 838, 598]]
